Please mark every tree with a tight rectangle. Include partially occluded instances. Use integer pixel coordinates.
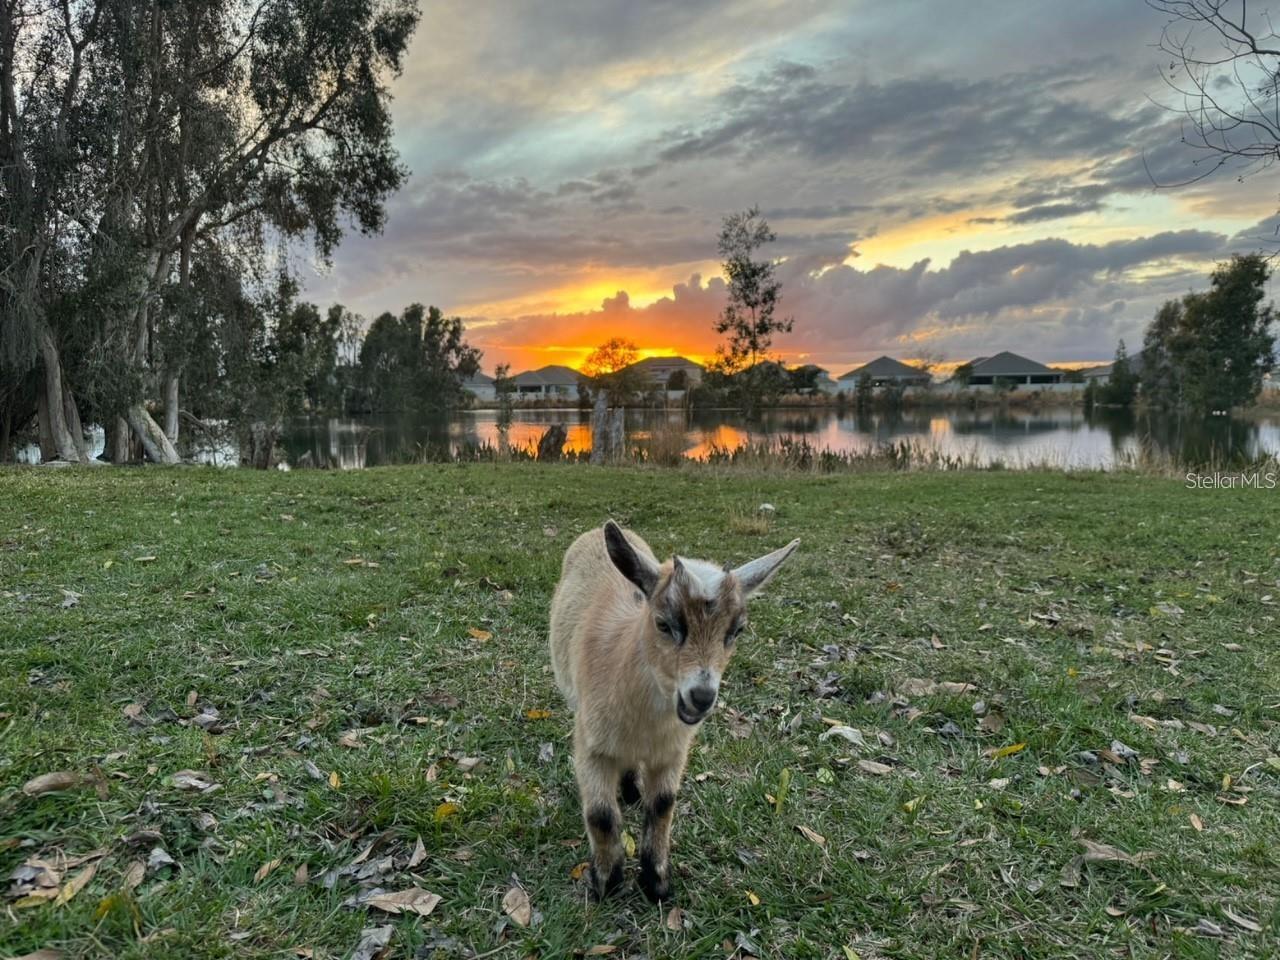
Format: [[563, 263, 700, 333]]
[[1149, 1, 1280, 192], [582, 337, 644, 400], [854, 373, 874, 411], [1, 0, 419, 462], [789, 364, 822, 394], [1141, 300, 1184, 408], [1169, 255, 1276, 411], [357, 305, 481, 413], [1102, 340, 1139, 407], [713, 208, 794, 413], [493, 363, 515, 431], [950, 362, 974, 386]]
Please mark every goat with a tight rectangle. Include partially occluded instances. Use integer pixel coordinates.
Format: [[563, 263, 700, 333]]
[[549, 519, 800, 901]]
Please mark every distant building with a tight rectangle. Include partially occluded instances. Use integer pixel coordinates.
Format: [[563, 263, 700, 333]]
[[839, 355, 932, 388], [461, 370, 496, 402], [624, 356, 704, 389], [963, 351, 1063, 386], [511, 364, 583, 397], [1081, 349, 1146, 385]]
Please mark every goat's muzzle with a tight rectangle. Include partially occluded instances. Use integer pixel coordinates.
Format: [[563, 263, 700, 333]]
[[676, 687, 716, 725]]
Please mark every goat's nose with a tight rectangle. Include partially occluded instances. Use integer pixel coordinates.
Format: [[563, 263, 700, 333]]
[[688, 686, 717, 713]]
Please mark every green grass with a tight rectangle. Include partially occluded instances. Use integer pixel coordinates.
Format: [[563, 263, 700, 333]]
[[2, 464, 1278, 959]]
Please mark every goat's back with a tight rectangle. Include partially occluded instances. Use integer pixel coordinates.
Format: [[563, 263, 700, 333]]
[[549, 524, 656, 709]]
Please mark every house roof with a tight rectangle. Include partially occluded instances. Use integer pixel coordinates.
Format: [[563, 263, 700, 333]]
[[967, 351, 1057, 376], [839, 355, 929, 380], [512, 364, 582, 386], [626, 355, 704, 372], [462, 371, 495, 385], [1081, 349, 1146, 379]]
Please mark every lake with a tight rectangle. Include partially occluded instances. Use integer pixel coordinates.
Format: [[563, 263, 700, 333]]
[[265, 406, 1280, 470]]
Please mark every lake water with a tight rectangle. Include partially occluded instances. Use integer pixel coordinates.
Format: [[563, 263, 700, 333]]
[[271, 407, 1280, 470]]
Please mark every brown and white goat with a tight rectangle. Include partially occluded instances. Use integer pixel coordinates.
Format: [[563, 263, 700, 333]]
[[549, 520, 799, 901]]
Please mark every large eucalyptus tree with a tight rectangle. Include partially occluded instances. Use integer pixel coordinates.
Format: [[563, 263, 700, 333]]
[[2, 0, 418, 462]]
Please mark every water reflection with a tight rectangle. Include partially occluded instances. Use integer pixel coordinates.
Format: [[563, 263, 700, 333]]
[[273, 407, 1279, 470], [12, 407, 1276, 469]]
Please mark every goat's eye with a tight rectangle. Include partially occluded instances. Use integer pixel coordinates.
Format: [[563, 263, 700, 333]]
[[656, 619, 672, 635], [726, 623, 744, 646]]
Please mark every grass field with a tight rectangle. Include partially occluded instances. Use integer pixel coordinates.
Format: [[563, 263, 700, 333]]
[[2, 464, 1279, 959]]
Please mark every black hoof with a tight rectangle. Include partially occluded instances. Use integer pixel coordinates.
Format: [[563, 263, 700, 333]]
[[638, 853, 671, 903], [589, 861, 624, 901], [620, 770, 641, 806]]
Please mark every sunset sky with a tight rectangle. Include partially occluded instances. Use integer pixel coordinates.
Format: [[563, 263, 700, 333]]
[[301, 0, 1279, 375]]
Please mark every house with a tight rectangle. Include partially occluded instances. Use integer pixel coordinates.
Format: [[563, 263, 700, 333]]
[[963, 351, 1063, 386], [461, 370, 496, 402], [1081, 349, 1146, 385], [623, 355, 704, 390], [511, 364, 583, 397], [838, 355, 932, 388]]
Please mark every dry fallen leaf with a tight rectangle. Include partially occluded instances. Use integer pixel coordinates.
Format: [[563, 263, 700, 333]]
[[502, 885, 532, 927], [54, 862, 97, 906], [857, 760, 892, 776], [167, 770, 219, 792], [11, 951, 61, 960], [434, 801, 460, 823], [524, 709, 552, 720], [745, 889, 761, 906], [665, 906, 685, 931], [621, 831, 637, 858], [351, 925, 393, 960], [328, 771, 341, 789], [1080, 839, 1153, 866], [583, 947, 617, 956], [294, 864, 309, 886], [795, 824, 827, 847], [1190, 813, 1204, 832], [254, 859, 282, 884], [366, 887, 442, 918], [569, 861, 589, 881], [122, 860, 145, 892], [407, 836, 427, 869], [22, 771, 85, 796], [819, 726, 866, 747], [467, 627, 493, 641], [1223, 906, 1262, 932]]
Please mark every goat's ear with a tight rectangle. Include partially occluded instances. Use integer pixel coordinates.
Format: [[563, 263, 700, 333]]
[[732, 538, 800, 597], [604, 520, 659, 597]]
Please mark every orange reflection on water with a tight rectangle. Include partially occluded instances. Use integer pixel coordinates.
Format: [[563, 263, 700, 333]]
[[684, 424, 751, 460], [502, 422, 594, 455]]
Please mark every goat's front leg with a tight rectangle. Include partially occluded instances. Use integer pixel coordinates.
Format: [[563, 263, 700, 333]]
[[638, 763, 682, 902], [575, 750, 625, 900]]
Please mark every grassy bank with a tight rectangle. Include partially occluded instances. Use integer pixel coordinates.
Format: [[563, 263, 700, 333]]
[[2, 465, 1279, 959]]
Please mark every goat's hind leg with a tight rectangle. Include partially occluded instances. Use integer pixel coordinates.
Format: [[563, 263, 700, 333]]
[[576, 751, 625, 900]]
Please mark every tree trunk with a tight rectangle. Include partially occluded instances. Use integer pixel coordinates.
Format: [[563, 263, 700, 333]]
[[126, 403, 181, 464], [36, 384, 55, 460], [62, 380, 89, 459], [163, 372, 180, 444], [36, 327, 86, 462], [607, 407, 625, 463], [589, 391, 608, 464], [109, 416, 132, 463]]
